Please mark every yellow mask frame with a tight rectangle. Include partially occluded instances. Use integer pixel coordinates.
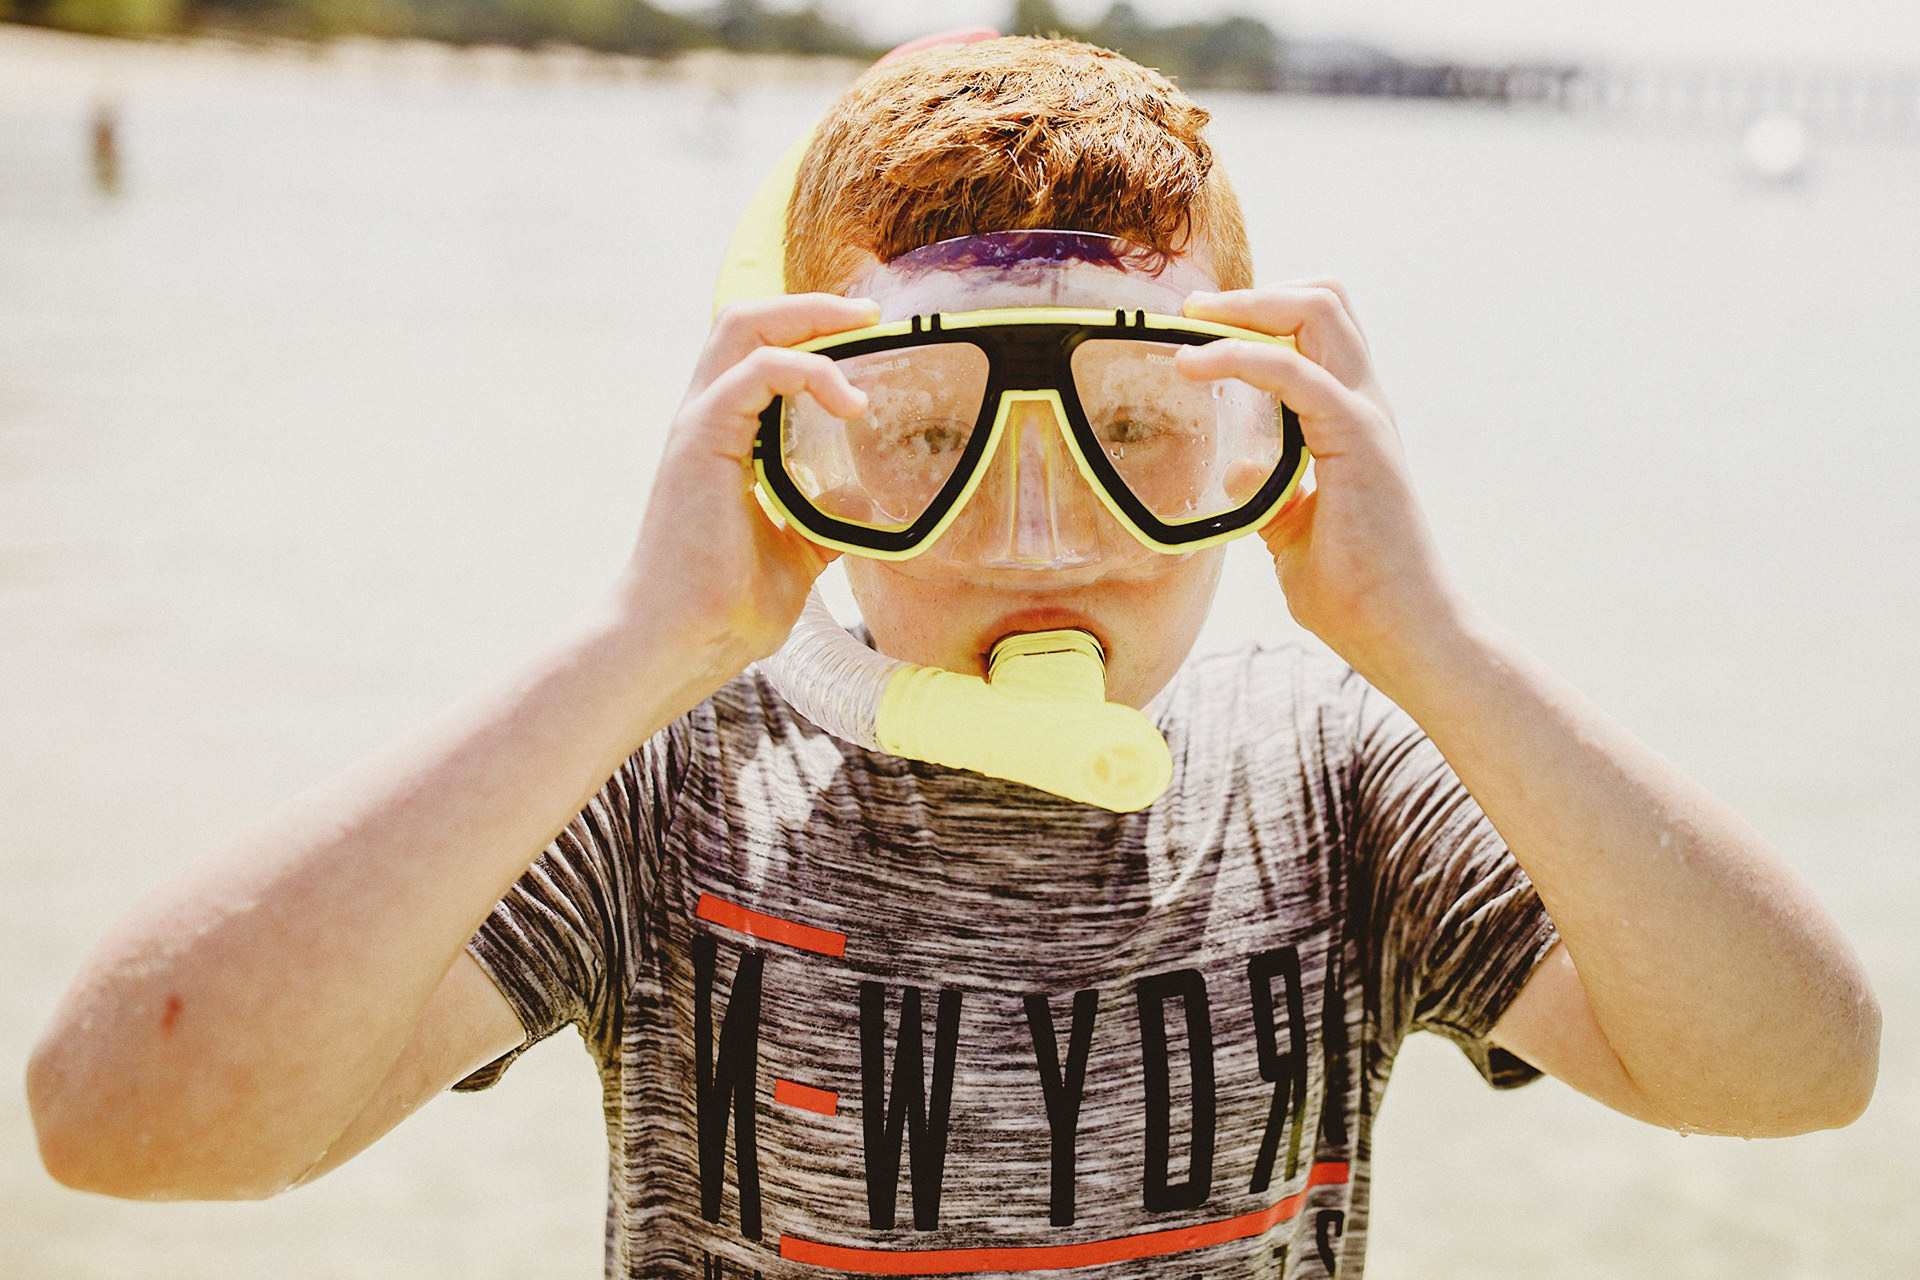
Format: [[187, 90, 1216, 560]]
[[752, 305, 1308, 563]]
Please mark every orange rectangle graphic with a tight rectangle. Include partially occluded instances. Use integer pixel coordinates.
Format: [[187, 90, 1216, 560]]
[[696, 893, 847, 957], [779, 1162, 1350, 1273], [774, 1079, 839, 1115]]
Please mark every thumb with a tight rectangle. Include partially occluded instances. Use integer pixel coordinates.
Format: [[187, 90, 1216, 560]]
[[1257, 483, 1316, 558]]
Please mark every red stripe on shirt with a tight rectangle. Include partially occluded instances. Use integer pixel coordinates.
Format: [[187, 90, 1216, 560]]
[[778, 1162, 1351, 1273], [695, 893, 847, 957], [773, 1079, 839, 1115]]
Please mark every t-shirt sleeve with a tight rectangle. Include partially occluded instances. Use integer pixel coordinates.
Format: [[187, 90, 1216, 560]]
[[1347, 678, 1560, 1088], [451, 719, 688, 1091]]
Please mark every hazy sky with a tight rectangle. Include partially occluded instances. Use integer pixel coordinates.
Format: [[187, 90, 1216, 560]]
[[807, 0, 1920, 64]]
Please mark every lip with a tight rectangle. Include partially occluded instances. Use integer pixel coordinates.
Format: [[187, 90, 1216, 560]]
[[910, 550, 1194, 593]]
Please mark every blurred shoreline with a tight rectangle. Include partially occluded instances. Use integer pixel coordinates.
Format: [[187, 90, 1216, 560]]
[[10, 19, 1915, 143], [0, 20, 865, 101]]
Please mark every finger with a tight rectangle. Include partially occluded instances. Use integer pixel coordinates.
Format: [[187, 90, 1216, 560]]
[[1294, 275, 1364, 328], [690, 294, 882, 398], [681, 346, 868, 460], [763, 507, 843, 576], [1183, 283, 1372, 390], [1256, 484, 1317, 557], [1174, 339, 1386, 461]]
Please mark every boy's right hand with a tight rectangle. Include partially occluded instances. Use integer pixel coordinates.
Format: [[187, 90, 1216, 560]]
[[27, 293, 884, 1203], [619, 294, 879, 671]]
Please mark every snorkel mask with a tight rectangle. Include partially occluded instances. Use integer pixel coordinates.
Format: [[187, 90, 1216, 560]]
[[714, 71, 1307, 813], [756, 232, 1306, 577]]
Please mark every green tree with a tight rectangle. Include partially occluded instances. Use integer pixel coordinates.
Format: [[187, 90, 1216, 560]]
[[708, 0, 872, 56], [1179, 15, 1281, 91], [610, 0, 708, 56], [288, 0, 410, 40], [1009, 0, 1077, 39], [1021, 1, 1285, 91], [45, 0, 182, 32], [1089, 0, 1144, 46]]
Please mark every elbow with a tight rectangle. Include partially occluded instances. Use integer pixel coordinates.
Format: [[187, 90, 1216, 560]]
[[1638, 983, 1883, 1139], [1812, 985, 1882, 1131], [1718, 984, 1882, 1138], [26, 1035, 297, 1202], [1787, 978, 1883, 1134], [26, 1031, 112, 1194]]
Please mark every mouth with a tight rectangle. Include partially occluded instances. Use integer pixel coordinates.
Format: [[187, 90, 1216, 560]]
[[974, 606, 1112, 673], [928, 549, 1194, 593]]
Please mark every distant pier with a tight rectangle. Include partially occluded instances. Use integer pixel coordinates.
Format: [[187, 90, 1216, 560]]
[[1279, 50, 1920, 140], [1555, 62, 1920, 138]]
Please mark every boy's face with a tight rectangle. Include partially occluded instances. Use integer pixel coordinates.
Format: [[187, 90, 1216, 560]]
[[834, 236, 1230, 709], [846, 541, 1225, 710]]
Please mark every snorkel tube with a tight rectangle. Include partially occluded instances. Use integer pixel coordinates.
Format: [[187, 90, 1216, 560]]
[[716, 35, 1174, 813], [769, 594, 1172, 811]]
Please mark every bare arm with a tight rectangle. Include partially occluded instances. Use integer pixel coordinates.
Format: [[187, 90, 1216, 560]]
[[1389, 610, 1878, 1134], [288, 953, 527, 1188], [1180, 283, 1879, 1136], [25, 294, 877, 1199]]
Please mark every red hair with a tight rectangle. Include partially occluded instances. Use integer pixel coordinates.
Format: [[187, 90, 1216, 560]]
[[784, 36, 1252, 294]]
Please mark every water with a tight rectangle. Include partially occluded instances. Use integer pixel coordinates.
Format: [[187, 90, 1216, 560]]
[[3, 28, 1917, 1279]]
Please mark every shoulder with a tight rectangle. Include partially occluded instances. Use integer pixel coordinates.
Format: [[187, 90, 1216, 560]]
[[1159, 639, 1369, 740], [1149, 641, 1376, 828], [581, 669, 818, 848], [689, 663, 894, 806]]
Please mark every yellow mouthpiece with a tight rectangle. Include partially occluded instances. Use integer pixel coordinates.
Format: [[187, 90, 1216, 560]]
[[875, 629, 1173, 812]]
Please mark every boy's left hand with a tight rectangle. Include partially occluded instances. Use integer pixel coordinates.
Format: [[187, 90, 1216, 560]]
[[1177, 282, 1461, 684], [1184, 284, 1878, 1140]]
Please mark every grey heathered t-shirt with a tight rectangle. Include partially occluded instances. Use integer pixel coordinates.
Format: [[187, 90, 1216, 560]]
[[457, 642, 1559, 1279]]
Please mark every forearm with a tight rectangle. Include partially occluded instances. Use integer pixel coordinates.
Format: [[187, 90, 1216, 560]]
[[1363, 605, 1880, 1134], [1178, 282, 1877, 1133], [27, 581, 740, 1198]]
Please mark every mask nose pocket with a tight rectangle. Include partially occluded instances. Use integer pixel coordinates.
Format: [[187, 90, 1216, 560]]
[[937, 394, 1112, 570]]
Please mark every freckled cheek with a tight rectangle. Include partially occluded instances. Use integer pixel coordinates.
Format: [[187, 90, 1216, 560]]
[[1078, 558, 1225, 707], [1122, 438, 1213, 516], [1096, 598, 1188, 704], [848, 444, 952, 518], [1223, 458, 1272, 508], [846, 562, 991, 673]]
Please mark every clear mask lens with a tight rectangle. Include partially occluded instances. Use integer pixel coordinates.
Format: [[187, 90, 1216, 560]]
[[769, 230, 1290, 575], [782, 342, 989, 529], [1069, 338, 1289, 526]]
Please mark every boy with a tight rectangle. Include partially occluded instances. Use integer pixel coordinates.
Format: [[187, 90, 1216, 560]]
[[27, 34, 1877, 1279]]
